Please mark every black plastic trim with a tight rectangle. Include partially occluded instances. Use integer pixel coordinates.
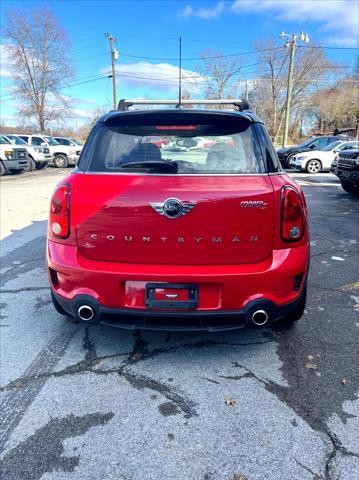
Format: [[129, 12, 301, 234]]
[[52, 288, 306, 332]]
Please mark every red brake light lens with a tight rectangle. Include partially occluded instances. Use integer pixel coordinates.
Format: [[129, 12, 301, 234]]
[[155, 125, 197, 130], [49, 185, 70, 238], [281, 186, 305, 242]]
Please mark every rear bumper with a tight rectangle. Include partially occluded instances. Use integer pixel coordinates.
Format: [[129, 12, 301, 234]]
[[47, 240, 309, 329], [52, 288, 306, 331], [68, 154, 79, 165]]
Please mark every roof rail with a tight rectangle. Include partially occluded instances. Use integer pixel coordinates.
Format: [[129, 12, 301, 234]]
[[117, 98, 250, 112]]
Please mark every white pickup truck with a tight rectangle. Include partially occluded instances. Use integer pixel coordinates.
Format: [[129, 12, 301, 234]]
[[5, 133, 51, 171], [18, 134, 79, 168], [0, 134, 29, 175]]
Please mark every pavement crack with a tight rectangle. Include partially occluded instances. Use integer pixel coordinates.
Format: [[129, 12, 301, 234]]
[[294, 457, 324, 480], [120, 370, 198, 418], [219, 373, 252, 381], [0, 287, 49, 294], [82, 327, 97, 362]]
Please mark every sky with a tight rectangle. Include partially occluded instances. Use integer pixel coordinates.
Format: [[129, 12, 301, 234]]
[[1, 0, 358, 128]]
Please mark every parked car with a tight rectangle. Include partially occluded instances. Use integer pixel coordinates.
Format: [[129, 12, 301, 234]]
[[4, 133, 51, 171], [53, 136, 83, 158], [18, 134, 78, 168], [290, 140, 359, 173], [142, 136, 168, 148], [332, 148, 359, 196], [47, 99, 309, 331], [0, 134, 29, 176], [277, 135, 354, 168]]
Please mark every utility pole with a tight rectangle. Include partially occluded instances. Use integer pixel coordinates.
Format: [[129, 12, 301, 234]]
[[245, 79, 249, 101], [105, 33, 118, 109], [279, 31, 309, 147]]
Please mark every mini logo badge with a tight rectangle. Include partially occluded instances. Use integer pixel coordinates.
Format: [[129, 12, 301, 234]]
[[150, 198, 196, 219]]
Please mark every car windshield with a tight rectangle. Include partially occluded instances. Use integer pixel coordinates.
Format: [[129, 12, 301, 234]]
[[299, 137, 317, 148], [86, 115, 266, 174], [323, 141, 342, 151], [7, 135, 28, 145], [70, 138, 83, 146], [0, 135, 11, 144], [44, 136, 60, 146]]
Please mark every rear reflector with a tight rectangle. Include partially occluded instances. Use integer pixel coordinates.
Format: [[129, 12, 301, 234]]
[[49, 184, 70, 238], [281, 186, 305, 242]]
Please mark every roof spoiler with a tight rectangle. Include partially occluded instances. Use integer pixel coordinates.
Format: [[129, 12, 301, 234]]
[[117, 98, 250, 112]]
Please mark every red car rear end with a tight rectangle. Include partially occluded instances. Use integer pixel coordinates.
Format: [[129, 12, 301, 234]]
[[47, 100, 309, 331]]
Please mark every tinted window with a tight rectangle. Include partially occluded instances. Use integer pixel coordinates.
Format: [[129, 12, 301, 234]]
[[31, 136, 44, 146], [7, 135, 28, 145], [340, 142, 359, 150], [0, 135, 11, 144], [254, 124, 281, 172], [310, 137, 329, 149], [70, 138, 83, 146], [87, 116, 266, 174], [19, 136, 29, 143], [299, 137, 316, 148], [44, 136, 59, 146], [55, 138, 70, 145]]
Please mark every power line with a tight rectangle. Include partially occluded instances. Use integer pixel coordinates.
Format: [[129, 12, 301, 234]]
[[297, 44, 359, 51], [119, 46, 286, 62], [0, 73, 112, 103], [71, 33, 103, 45]]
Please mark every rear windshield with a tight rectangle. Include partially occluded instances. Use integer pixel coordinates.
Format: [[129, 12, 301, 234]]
[[86, 114, 266, 174]]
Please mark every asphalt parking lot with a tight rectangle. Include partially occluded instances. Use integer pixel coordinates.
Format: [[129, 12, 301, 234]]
[[0, 168, 358, 480]]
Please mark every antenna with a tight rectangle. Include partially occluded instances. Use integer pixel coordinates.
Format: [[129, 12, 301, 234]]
[[177, 36, 182, 108]]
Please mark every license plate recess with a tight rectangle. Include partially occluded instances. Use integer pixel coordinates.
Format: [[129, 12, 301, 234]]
[[145, 283, 198, 309]]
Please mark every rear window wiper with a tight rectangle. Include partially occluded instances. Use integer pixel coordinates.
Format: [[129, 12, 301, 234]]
[[118, 159, 178, 173]]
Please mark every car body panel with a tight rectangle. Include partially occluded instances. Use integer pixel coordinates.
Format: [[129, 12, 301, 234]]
[[72, 173, 275, 265]]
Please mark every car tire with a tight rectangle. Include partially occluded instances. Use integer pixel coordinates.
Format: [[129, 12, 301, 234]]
[[341, 180, 359, 196], [23, 157, 36, 172], [51, 291, 69, 316], [306, 159, 321, 174], [0, 162, 5, 176], [35, 161, 48, 170], [53, 154, 68, 168]]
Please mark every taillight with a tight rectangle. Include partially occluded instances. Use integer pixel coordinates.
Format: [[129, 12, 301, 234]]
[[281, 186, 305, 242], [49, 184, 70, 238]]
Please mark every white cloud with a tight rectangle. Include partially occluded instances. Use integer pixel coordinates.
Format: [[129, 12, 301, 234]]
[[178, 1, 225, 20], [230, 0, 359, 46], [100, 62, 205, 93]]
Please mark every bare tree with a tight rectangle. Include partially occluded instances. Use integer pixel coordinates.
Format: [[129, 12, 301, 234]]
[[197, 49, 243, 104], [309, 78, 359, 136], [252, 39, 336, 143], [4, 8, 73, 132]]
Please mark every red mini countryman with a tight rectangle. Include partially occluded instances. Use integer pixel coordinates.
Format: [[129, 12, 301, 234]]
[[47, 99, 309, 331]]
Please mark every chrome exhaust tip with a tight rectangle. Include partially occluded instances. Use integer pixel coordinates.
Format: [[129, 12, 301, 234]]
[[251, 309, 269, 327], [77, 305, 95, 322]]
